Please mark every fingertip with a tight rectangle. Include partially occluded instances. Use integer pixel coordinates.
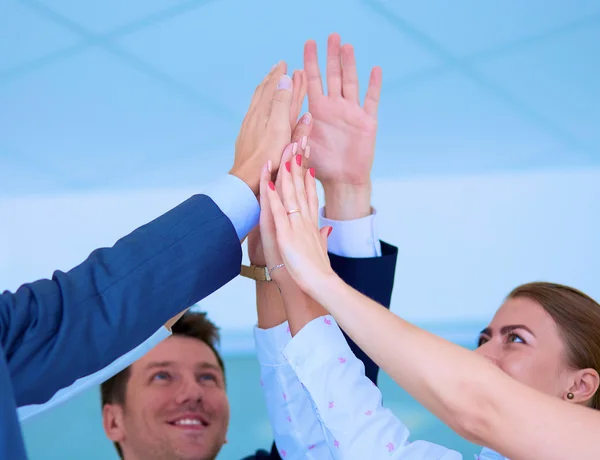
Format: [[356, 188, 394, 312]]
[[341, 43, 354, 57], [277, 74, 293, 91], [268, 181, 275, 191], [371, 66, 383, 82]]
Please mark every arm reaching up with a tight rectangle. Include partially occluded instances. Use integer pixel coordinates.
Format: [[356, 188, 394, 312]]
[[262, 150, 600, 460]]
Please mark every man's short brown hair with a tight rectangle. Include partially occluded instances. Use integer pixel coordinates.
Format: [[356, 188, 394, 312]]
[[100, 311, 225, 457]]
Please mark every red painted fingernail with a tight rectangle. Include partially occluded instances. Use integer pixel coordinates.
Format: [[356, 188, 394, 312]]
[[285, 161, 291, 172], [309, 168, 315, 178], [268, 181, 275, 191], [295, 154, 302, 166], [327, 227, 333, 237]]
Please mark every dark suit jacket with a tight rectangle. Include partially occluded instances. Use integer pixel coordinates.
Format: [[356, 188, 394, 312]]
[[0, 195, 243, 459], [244, 241, 398, 459]]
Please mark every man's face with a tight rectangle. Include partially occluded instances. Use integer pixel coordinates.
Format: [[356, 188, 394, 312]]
[[103, 336, 230, 460]]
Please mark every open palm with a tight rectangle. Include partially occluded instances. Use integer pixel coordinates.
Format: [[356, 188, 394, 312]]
[[304, 34, 382, 187]]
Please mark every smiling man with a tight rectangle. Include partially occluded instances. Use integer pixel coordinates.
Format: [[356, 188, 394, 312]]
[[101, 312, 230, 460]]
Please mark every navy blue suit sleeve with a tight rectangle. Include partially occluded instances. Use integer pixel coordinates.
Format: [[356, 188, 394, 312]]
[[264, 241, 398, 459], [0, 194, 242, 407], [330, 241, 398, 385]]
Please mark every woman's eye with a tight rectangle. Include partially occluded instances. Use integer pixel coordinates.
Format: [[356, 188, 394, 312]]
[[507, 333, 525, 344]]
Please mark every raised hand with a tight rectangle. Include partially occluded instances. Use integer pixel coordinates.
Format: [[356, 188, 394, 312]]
[[230, 62, 306, 195], [304, 33, 382, 219], [248, 110, 313, 267], [261, 152, 335, 295]]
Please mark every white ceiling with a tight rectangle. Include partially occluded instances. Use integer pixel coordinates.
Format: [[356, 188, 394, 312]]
[[1, 0, 599, 196]]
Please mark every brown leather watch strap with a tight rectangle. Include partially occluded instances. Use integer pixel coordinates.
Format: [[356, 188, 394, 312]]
[[240, 264, 272, 282]]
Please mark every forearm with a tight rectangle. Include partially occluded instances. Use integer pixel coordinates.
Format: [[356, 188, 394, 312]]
[[279, 280, 327, 337], [256, 281, 287, 330], [308, 275, 495, 438], [309, 276, 600, 459]]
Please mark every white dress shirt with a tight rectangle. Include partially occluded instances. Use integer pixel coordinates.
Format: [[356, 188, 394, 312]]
[[282, 315, 461, 459], [254, 209, 381, 459], [18, 174, 260, 422], [255, 218, 506, 460], [259, 316, 507, 460]]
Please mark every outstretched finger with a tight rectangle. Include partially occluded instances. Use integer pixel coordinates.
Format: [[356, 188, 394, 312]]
[[341, 44, 359, 103], [267, 75, 294, 132], [259, 61, 288, 119], [363, 66, 382, 117], [304, 39, 324, 101], [275, 143, 296, 196], [290, 70, 306, 127], [280, 154, 302, 228], [291, 112, 313, 161], [290, 151, 309, 218], [326, 33, 343, 97], [249, 63, 279, 112], [304, 166, 319, 227], [265, 175, 293, 252]]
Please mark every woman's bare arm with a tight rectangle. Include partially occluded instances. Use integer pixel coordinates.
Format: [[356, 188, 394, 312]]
[[307, 274, 600, 460]]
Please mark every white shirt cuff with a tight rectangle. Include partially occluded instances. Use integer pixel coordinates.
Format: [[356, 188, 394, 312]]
[[18, 327, 171, 422], [253, 321, 292, 366], [200, 175, 260, 240], [319, 207, 381, 258]]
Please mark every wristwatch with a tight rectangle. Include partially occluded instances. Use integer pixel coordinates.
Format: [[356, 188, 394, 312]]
[[240, 264, 272, 282]]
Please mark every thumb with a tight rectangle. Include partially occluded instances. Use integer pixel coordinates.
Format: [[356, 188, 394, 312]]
[[267, 75, 294, 132], [319, 226, 333, 253]]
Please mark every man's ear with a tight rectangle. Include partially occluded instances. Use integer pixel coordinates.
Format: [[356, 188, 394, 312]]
[[102, 404, 126, 443]]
